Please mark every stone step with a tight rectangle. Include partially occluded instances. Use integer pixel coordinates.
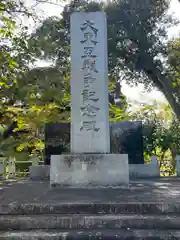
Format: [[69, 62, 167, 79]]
[[1, 229, 180, 240], [1, 214, 180, 231], [1, 203, 180, 215]]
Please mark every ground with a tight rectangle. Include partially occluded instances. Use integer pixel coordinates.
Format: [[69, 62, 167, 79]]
[[1, 178, 180, 205]]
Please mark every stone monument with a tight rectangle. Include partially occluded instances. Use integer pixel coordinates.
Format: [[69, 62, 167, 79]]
[[110, 121, 144, 164], [50, 12, 129, 187], [70, 13, 110, 153], [44, 121, 144, 165], [44, 123, 70, 165]]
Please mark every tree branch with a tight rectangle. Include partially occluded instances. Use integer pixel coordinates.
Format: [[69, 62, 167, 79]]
[[32, 0, 64, 9]]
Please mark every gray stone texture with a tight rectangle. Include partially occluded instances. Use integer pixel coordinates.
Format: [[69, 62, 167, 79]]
[[176, 155, 180, 177], [44, 121, 144, 164], [129, 164, 160, 179], [29, 165, 50, 180], [1, 179, 180, 239], [1, 229, 180, 240], [29, 163, 160, 181], [1, 178, 180, 206], [1, 214, 180, 231], [110, 121, 144, 164], [70, 12, 110, 153], [44, 123, 70, 165], [50, 154, 129, 187]]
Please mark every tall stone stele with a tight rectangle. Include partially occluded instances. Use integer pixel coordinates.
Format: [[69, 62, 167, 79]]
[[50, 12, 129, 187], [70, 11, 110, 153]]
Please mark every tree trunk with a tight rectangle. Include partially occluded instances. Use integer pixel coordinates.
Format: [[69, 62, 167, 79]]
[[155, 73, 180, 118], [144, 60, 180, 119]]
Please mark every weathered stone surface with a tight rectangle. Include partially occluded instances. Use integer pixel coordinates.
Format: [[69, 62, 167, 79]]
[[44, 123, 70, 165], [29, 163, 160, 181], [1, 229, 180, 240], [29, 165, 50, 180], [110, 121, 144, 164], [2, 202, 180, 215], [1, 214, 180, 231], [1, 179, 180, 206], [176, 156, 180, 177], [50, 154, 129, 187], [70, 12, 110, 153], [1, 179, 180, 239], [129, 163, 160, 178], [43, 121, 144, 165]]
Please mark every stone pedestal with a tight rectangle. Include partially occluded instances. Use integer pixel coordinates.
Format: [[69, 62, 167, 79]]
[[129, 156, 160, 179], [176, 155, 180, 177], [29, 165, 50, 181], [50, 154, 129, 187], [129, 164, 160, 179]]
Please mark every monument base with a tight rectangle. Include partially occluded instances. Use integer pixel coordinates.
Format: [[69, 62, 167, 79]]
[[129, 164, 160, 179], [29, 165, 50, 181], [50, 154, 129, 188]]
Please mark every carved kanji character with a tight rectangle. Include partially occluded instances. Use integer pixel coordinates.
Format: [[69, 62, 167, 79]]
[[80, 104, 100, 117], [82, 89, 99, 103], [80, 121, 100, 132]]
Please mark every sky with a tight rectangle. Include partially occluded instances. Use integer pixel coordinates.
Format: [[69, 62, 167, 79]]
[[23, 0, 180, 107]]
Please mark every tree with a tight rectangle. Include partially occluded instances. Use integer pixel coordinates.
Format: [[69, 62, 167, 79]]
[[132, 102, 179, 176], [166, 36, 180, 114], [0, 0, 69, 160], [105, 0, 180, 117], [25, 0, 180, 117], [0, 1, 34, 158], [168, 37, 180, 78], [3, 0, 179, 160], [26, 0, 129, 108], [0, 0, 31, 124]]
